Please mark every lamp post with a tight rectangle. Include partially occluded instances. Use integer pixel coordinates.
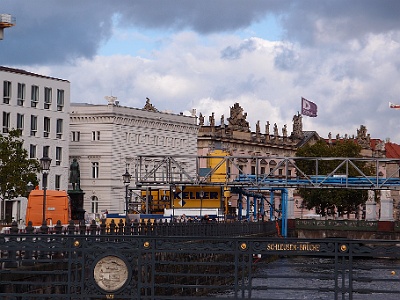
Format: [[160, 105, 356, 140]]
[[21, 182, 34, 223], [171, 185, 176, 221], [40, 156, 52, 225], [122, 169, 131, 225], [3, 188, 15, 224], [199, 189, 204, 217]]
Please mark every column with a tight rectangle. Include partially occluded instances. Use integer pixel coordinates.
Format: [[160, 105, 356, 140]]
[[270, 190, 275, 221], [365, 190, 377, 221], [379, 190, 394, 221], [286, 188, 295, 219]]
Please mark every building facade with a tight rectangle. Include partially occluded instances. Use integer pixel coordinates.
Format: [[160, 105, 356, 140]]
[[197, 103, 321, 219], [69, 97, 198, 216], [196, 103, 391, 221], [0, 66, 70, 222]]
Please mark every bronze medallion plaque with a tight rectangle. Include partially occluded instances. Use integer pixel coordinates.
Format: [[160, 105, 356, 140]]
[[93, 255, 129, 292]]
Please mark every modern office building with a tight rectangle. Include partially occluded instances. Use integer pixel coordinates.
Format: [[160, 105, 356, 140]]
[[69, 97, 198, 216], [0, 66, 70, 222]]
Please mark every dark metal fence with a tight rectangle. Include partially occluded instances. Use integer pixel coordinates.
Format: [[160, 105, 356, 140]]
[[1, 221, 400, 299], [295, 218, 379, 231], [1, 219, 278, 236]]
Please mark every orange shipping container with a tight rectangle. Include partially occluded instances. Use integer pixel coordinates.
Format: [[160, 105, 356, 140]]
[[25, 190, 70, 226]]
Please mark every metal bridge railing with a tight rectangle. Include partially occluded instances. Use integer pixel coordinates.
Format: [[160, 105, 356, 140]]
[[1, 218, 278, 237], [133, 155, 400, 190], [1, 233, 400, 299]]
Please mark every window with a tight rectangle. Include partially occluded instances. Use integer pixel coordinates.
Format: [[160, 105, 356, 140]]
[[71, 131, 80, 141], [56, 119, 63, 139], [30, 115, 37, 136], [92, 162, 99, 178], [55, 147, 62, 166], [44, 87, 52, 109], [17, 83, 25, 106], [92, 131, 100, 141], [43, 117, 50, 137], [260, 167, 265, 174], [238, 165, 244, 175], [278, 169, 283, 176], [55, 175, 61, 190], [31, 85, 39, 107], [17, 113, 24, 131], [43, 146, 50, 158], [251, 166, 256, 175], [2, 112, 10, 133], [91, 196, 99, 213], [3, 81, 11, 104], [29, 144, 36, 159], [57, 89, 64, 111]]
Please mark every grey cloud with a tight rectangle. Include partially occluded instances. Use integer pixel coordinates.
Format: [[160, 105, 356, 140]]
[[220, 39, 258, 60], [274, 46, 298, 71], [3, 0, 400, 67], [1, 0, 287, 65], [330, 61, 370, 82], [282, 0, 400, 45], [2, 0, 115, 65], [114, 0, 285, 33]]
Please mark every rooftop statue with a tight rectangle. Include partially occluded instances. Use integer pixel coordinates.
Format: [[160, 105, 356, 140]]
[[143, 97, 158, 112], [199, 113, 204, 126], [292, 112, 303, 139], [227, 103, 249, 131], [209, 112, 215, 127]]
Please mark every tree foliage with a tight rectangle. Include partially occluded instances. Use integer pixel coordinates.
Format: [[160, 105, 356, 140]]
[[295, 139, 373, 217], [0, 129, 40, 199]]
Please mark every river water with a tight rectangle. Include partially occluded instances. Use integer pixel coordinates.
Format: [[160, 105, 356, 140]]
[[218, 256, 400, 299]]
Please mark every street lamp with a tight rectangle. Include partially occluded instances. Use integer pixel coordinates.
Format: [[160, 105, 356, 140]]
[[20, 182, 34, 223], [199, 189, 204, 217], [26, 181, 34, 194], [40, 156, 52, 225], [171, 185, 176, 220], [3, 188, 15, 224], [122, 168, 131, 225]]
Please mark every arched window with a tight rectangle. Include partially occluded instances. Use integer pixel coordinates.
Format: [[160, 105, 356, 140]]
[[91, 196, 99, 213]]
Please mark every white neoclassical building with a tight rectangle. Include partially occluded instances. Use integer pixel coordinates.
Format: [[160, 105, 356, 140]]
[[0, 66, 70, 222], [69, 97, 198, 215]]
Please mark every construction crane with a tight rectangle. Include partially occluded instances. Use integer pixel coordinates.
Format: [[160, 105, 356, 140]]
[[0, 14, 16, 40]]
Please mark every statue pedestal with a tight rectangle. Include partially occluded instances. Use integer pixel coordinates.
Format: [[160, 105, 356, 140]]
[[68, 190, 85, 221], [380, 190, 394, 221], [365, 202, 377, 221], [287, 189, 295, 219], [380, 198, 394, 221]]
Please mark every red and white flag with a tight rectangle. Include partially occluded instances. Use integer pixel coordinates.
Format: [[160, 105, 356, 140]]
[[301, 97, 318, 117], [389, 102, 400, 110]]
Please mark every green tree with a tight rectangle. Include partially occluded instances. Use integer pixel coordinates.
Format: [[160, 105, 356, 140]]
[[0, 129, 40, 208], [295, 139, 373, 218]]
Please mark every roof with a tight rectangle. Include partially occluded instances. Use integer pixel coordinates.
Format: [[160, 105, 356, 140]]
[[296, 131, 321, 147], [0, 66, 69, 82], [385, 142, 400, 158]]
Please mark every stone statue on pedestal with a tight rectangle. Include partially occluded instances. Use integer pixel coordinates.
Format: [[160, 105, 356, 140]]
[[69, 158, 81, 191], [68, 158, 85, 221]]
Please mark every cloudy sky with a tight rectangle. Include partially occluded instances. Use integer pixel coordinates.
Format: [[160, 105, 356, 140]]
[[2, 0, 400, 143]]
